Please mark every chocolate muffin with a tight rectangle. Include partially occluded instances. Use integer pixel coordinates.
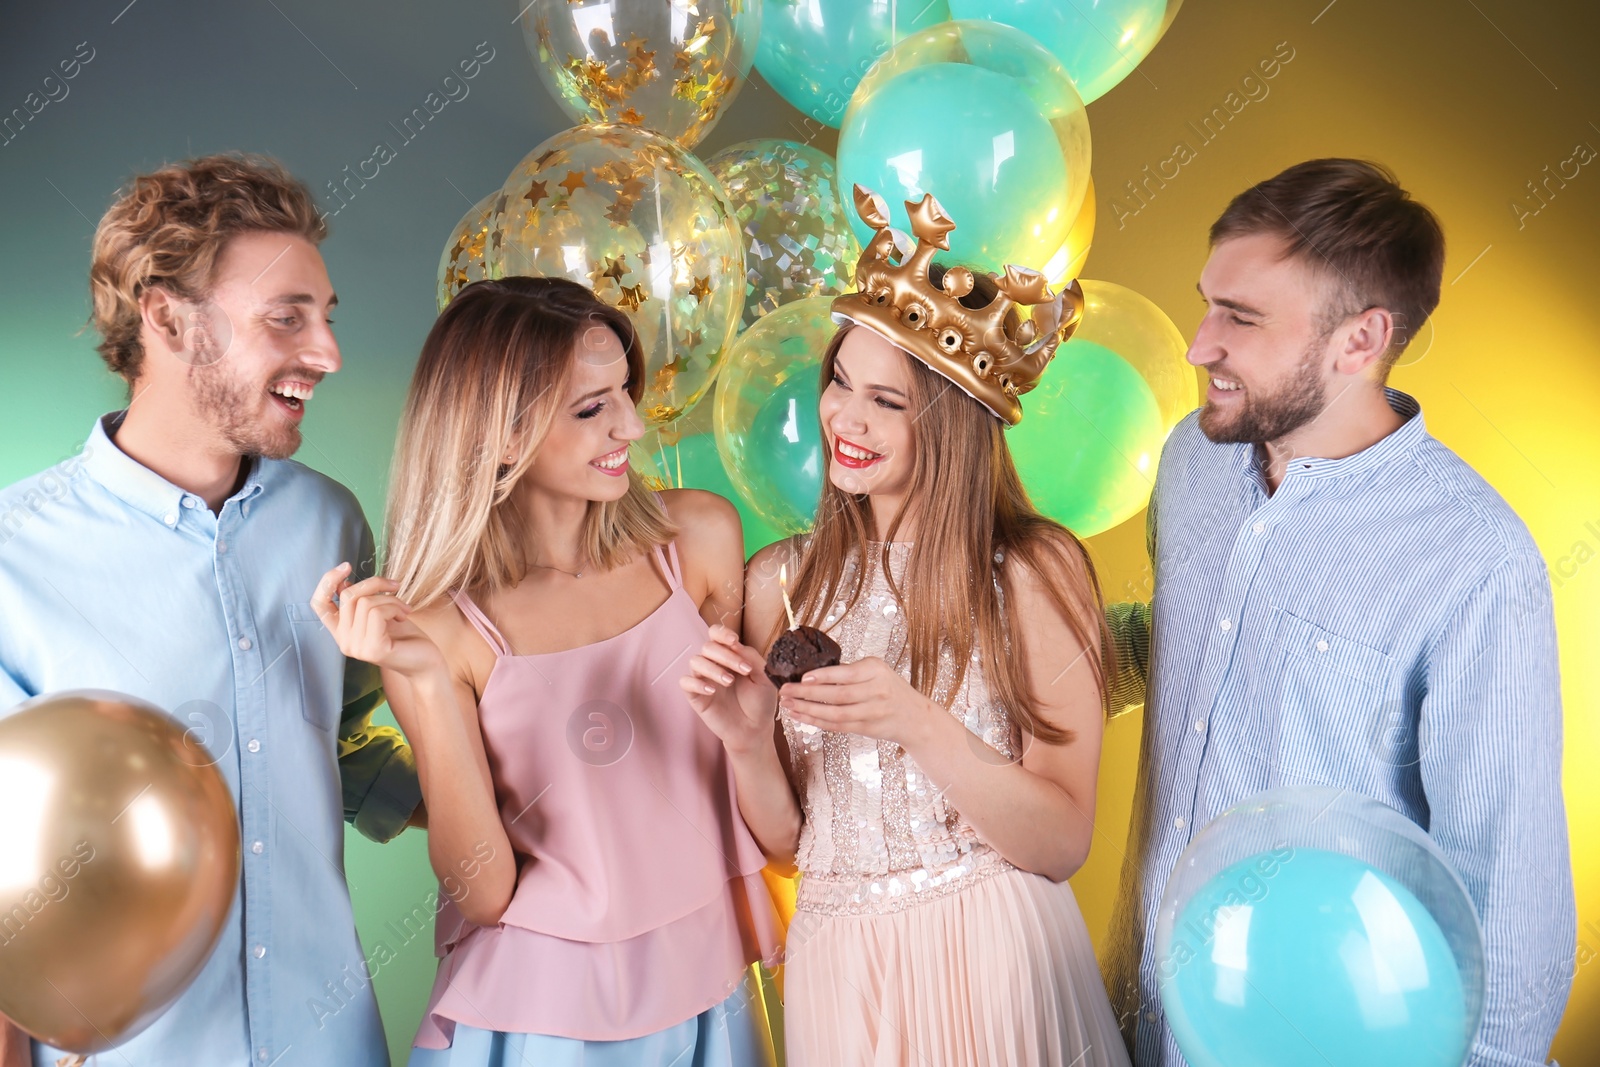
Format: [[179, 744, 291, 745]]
[[764, 625, 842, 688]]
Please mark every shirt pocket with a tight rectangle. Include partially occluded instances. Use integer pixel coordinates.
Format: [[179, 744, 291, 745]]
[[285, 601, 342, 731], [1269, 609, 1397, 781]]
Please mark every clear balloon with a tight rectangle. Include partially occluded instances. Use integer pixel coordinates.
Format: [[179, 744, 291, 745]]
[[836, 19, 1091, 280], [1007, 279, 1196, 536], [1155, 786, 1485, 1067], [706, 139, 862, 330], [641, 428, 785, 552], [436, 190, 498, 312], [714, 296, 836, 535], [754, 0, 951, 129], [491, 123, 745, 425], [948, 0, 1184, 105], [0, 691, 239, 1053], [1057, 177, 1096, 285], [518, 0, 760, 148]]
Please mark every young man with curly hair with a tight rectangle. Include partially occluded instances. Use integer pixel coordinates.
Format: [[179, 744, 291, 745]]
[[0, 154, 419, 1067]]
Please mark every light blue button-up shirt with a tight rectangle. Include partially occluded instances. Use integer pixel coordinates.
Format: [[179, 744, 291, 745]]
[[1103, 390, 1573, 1067], [0, 411, 420, 1067]]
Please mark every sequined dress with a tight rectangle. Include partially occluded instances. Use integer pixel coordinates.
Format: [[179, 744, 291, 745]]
[[780, 541, 1131, 1067]]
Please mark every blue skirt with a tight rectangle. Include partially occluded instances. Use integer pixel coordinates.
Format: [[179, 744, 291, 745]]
[[406, 970, 773, 1067]]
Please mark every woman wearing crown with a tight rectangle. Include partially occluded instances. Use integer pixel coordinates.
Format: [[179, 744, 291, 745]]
[[679, 187, 1132, 1066]]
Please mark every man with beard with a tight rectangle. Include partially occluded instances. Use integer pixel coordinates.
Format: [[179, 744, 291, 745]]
[[0, 154, 419, 1066], [1101, 159, 1572, 1067]]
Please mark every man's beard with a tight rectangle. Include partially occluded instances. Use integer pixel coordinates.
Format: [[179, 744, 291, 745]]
[[1197, 337, 1330, 446], [189, 363, 303, 460]]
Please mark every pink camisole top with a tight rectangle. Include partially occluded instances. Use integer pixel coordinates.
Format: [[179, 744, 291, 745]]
[[413, 537, 781, 1048]]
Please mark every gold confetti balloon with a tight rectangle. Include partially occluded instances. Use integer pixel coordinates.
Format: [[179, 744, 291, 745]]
[[491, 123, 745, 425], [706, 139, 862, 330], [0, 691, 239, 1053], [519, 0, 761, 149], [436, 189, 499, 311]]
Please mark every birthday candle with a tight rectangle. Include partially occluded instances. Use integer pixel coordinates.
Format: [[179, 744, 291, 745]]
[[779, 562, 797, 631]]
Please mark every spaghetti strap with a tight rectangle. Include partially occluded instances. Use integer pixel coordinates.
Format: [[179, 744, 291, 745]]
[[651, 541, 683, 592], [450, 589, 511, 657]]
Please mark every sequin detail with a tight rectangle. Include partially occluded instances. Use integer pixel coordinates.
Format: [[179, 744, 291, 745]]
[[782, 541, 1021, 917]]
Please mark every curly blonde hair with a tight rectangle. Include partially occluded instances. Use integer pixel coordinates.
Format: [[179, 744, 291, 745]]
[[88, 153, 327, 382]]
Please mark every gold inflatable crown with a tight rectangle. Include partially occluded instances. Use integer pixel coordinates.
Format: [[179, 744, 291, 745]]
[[831, 185, 1084, 426]]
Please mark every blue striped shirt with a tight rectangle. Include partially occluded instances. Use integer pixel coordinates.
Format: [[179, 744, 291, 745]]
[[0, 411, 420, 1067], [1103, 389, 1573, 1067]]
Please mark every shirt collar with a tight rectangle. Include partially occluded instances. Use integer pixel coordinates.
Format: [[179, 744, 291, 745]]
[[81, 410, 267, 525], [1243, 387, 1425, 489]]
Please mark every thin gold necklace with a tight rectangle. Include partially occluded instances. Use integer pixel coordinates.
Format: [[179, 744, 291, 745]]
[[530, 558, 587, 579]]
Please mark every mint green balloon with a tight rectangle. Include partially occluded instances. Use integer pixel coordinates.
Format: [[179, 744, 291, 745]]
[[754, 0, 952, 129], [838, 63, 1069, 277], [715, 297, 837, 536], [1008, 339, 1165, 537], [949, 0, 1184, 105], [835, 21, 1090, 278]]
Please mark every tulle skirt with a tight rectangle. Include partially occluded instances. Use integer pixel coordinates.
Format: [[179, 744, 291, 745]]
[[783, 867, 1132, 1067]]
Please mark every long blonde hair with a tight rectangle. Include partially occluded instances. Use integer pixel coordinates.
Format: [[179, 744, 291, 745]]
[[384, 276, 674, 607], [782, 314, 1109, 745]]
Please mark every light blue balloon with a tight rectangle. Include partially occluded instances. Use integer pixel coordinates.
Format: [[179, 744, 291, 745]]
[[836, 62, 1071, 276], [1161, 848, 1473, 1067], [754, 0, 951, 128], [948, 0, 1177, 104]]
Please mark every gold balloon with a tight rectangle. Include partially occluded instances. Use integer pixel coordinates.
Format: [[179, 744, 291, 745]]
[[519, 0, 760, 149], [491, 123, 745, 425], [436, 190, 499, 311], [0, 691, 239, 1053]]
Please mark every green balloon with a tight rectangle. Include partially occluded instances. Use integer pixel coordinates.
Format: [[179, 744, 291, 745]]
[[650, 433, 786, 553], [715, 297, 836, 536], [1008, 339, 1166, 536]]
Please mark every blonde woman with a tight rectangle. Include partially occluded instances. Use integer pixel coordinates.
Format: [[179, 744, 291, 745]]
[[681, 193, 1131, 1066], [312, 276, 779, 1066]]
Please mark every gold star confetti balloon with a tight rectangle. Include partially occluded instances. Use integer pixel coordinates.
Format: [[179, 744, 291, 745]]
[[491, 123, 745, 425], [436, 189, 499, 312], [706, 139, 862, 330], [0, 691, 239, 1053], [518, 0, 761, 150]]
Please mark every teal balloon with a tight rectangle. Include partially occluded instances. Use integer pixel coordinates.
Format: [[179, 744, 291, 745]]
[[835, 20, 1090, 278], [754, 0, 952, 128], [1163, 849, 1471, 1067], [715, 297, 836, 536], [949, 0, 1183, 105], [1008, 339, 1164, 537], [651, 433, 785, 553]]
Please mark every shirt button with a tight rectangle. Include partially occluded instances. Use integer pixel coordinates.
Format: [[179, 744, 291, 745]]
[[182, 496, 197, 509], [242, 503, 251, 517], [1252, 521, 1265, 534], [1316, 639, 1330, 653], [217, 541, 227, 554], [247, 738, 261, 753], [1174, 816, 1187, 829], [163, 513, 176, 526], [258, 1048, 269, 1062], [1219, 618, 1232, 632], [238, 636, 252, 651], [251, 840, 264, 854], [253, 944, 267, 959], [1194, 719, 1206, 732], [1144, 1011, 1157, 1023]]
